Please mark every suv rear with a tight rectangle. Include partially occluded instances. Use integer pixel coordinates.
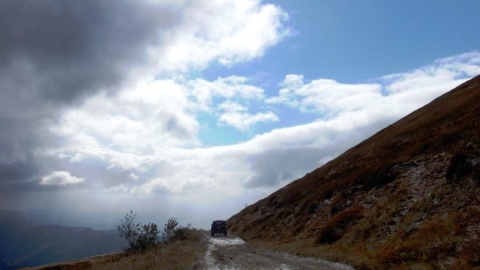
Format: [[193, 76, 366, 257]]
[[211, 220, 227, 236]]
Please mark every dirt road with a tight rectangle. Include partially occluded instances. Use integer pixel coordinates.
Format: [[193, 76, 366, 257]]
[[199, 234, 354, 270]]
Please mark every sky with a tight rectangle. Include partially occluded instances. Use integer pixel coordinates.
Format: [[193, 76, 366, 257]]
[[1, 0, 480, 229]]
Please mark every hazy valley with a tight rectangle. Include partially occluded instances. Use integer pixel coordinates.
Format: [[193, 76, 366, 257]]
[[0, 210, 125, 270]]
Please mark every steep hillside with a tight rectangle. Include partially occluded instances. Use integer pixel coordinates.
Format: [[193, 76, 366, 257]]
[[228, 75, 480, 269], [0, 210, 125, 270]]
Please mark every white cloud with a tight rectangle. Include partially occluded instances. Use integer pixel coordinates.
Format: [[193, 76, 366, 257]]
[[40, 171, 85, 186], [52, 74, 280, 158], [189, 76, 279, 130], [189, 76, 265, 109], [214, 100, 277, 130], [46, 51, 480, 197], [154, 0, 290, 73], [269, 51, 480, 121], [219, 110, 279, 131], [129, 173, 139, 180], [268, 75, 382, 115], [52, 79, 201, 155]]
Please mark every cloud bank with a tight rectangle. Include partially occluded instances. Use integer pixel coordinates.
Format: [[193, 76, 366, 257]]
[[0, 0, 478, 229]]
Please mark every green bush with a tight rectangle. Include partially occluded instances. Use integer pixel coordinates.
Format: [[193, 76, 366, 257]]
[[171, 223, 199, 242], [162, 217, 179, 242], [118, 212, 197, 254], [117, 211, 159, 254]]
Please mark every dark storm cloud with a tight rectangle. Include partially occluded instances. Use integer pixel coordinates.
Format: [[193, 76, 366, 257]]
[[0, 0, 178, 106], [0, 0, 181, 187], [0, 153, 37, 184]]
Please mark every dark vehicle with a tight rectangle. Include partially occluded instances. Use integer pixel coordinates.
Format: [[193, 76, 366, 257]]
[[211, 220, 227, 236]]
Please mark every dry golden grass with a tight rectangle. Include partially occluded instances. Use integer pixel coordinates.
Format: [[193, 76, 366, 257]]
[[22, 230, 207, 270], [91, 239, 206, 270]]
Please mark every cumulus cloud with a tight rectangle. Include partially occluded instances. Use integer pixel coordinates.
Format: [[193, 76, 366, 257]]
[[218, 102, 279, 131], [52, 80, 201, 155], [0, 0, 289, 192], [189, 76, 279, 130], [0, 0, 178, 185], [268, 75, 382, 115], [269, 51, 480, 120], [219, 110, 279, 131], [190, 76, 266, 108], [159, 0, 290, 70], [40, 171, 85, 186], [25, 52, 480, 196]]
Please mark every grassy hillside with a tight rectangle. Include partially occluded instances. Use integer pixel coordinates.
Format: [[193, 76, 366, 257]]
[[228, 75, 480, 269]]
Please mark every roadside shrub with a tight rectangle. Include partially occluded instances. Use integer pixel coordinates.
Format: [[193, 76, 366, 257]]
[[118, 213, 198, 255], [117, 211, 160, 254], [136, 223, 160, 252], [162, 218, 200, 243], [162, 217, 179, 242], [170, 223, 199, 242], [117, 210, 140, 248]]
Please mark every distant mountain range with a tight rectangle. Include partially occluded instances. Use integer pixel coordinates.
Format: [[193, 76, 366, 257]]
[[0, 209, 125, 270], [228, 75, 480, 269]]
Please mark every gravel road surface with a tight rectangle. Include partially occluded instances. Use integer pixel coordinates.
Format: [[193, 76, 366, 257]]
[[199, 234, 354, 270]]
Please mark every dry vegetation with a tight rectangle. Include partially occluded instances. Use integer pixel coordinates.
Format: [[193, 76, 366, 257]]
[[228, 75, 480, 269], [22, 230, 206, 270]]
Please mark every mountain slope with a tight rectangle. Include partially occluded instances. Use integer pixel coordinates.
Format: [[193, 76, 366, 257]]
[[228, 75, 480, 269], [0, 210, 126, 270]]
